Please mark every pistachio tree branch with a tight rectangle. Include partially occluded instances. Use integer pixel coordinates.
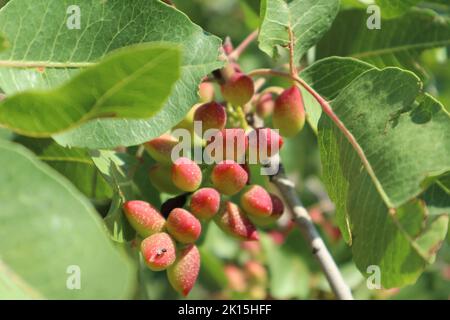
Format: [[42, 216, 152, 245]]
[[251, 114, 354, 300], [269, 163, 353, 300], [246, 68, 354, 299]]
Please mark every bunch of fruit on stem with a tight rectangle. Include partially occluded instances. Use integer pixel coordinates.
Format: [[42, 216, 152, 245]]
[[122, 55, 306, 296]]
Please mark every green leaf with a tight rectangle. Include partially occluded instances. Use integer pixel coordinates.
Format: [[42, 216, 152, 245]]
[[91, 150, 137, 243], [0, 127, 12, 140], [300, 57, 374, 132], [0, 259, 43, 299], [0, 44, 180, 137], [0, 0, 222, 147], [318, 67, 450, 287], [301, 57, 375, 101], [0, 32, 7, 52], [375, 0, 422, 19], [331, 69, 449, 208], [258, 0, 340, 62], [15, 137, 112, 201], [0, 141, 135, 298], [340, 0, 367, 10], [421, 173, 450, 216], [317, 9, 450, 77]]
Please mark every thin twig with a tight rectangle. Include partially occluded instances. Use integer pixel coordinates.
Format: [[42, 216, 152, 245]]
[[228, 30, 259, 61], [247, 68, 354, 299], [270, 164, 353, 300]]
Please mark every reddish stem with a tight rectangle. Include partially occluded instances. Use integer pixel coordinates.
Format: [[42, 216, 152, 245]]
[[247, 69, 385, 204], [228, 30, 259, 61]]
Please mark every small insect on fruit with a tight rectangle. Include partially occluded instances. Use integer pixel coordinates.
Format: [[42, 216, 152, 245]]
[[141, 232, 176, 271]]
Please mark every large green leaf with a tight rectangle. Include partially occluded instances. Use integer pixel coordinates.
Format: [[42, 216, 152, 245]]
[[421, 173, 450, 216], [0, 259, 43, 299], [15, 137, 112, 201], [317, 9, 450, 77], [300, 57, 374, 131], [0, 44, 180, 136], [0, 141, 135, 298], [375, 0, 422, 19], [318, 67, 450, 287], [0, 32, 7, 52], [0, 0, 222, 148], [258, 0, 340, 62]]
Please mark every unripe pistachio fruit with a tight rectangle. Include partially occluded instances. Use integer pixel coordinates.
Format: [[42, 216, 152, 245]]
[[256, 93, 275, 118], [171, 157, 202, 192], [207, 128, 248, 162], [194, 102, 227, 133], [141, 232, 176, 271], [166, 208, 202, 244], [247, 128, 283, 161], [240, 185, 273, 218], [244, 261, 268, 285], [214, 201, 259, 241], [211, 160, 248, 196], [190, 188, 221, 220], [167, 245, 201, 296], [144, 134, 178, 164], [123, 200, 166, 237], [273, 86, 306, 137], [249, 193, 285, 226], [224, 264, 247, 292], [221, 73, 254, 106], [198, 82, 215, 103]]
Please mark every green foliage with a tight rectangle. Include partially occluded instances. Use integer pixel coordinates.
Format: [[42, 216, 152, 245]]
[[0, 0, 449, 300], [0, 0, 222, 148], [375, 0, 422, 19], [0, 44, 181, 136], [0, 141, 135, 299], [15, 137, 112, 201], [300, 57, 374, 131], [317, 9, 450, 77], [318, 67, 449, 287], [258, 0, 340, 62]]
